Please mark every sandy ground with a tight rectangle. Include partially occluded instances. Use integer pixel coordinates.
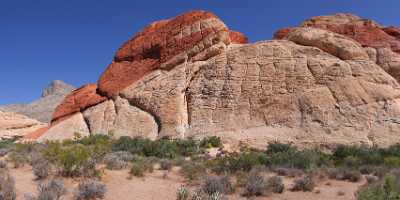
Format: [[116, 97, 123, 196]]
[[7, 163, 365, 200]]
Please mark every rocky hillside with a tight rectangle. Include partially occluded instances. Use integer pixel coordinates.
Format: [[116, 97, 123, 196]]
[[0, 111, 46, 138], [25, 11, 400, 148], [0, 80, 75, 123]]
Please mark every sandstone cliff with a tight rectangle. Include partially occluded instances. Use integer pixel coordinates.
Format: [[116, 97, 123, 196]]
[[26, 11, 400, 148]]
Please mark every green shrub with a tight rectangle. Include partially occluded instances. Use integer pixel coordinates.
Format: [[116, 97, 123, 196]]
[[211, 151, 267, 174], [130, 162, 145, 177], [333, 145, 383, 166], [7, 151, 29, 168], [266, 142, 296, 154], [268, 149, 330, 170], [384, 157, 400, 167], [181, 161, 206, 181], [45, 144, 92, 177], [200, 136, 222, 149], [357, 174, 400, 200]]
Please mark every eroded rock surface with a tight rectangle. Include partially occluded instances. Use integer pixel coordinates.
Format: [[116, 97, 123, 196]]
[[32, 11, 400, 147], [0, 111, 46, 138], [274, 13, 400, 82]]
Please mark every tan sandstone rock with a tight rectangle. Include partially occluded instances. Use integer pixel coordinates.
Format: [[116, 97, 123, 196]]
[[34, 11, 400, 148], [0, 111, 47, 138]]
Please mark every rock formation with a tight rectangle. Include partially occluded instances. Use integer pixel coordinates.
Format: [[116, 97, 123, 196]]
[[0, 111, 46, 139], [27, 11, 400, 148], [0, 80, 75, 123], [274, 13, 400, 82]]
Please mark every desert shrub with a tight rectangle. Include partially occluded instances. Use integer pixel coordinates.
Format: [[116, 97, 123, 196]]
[[130, 162, 145, 177], [384, 156, 400, 167], [202, 176, 233, 195], [211, 151, 267, 174], [0, 148, 9, 157], [0, 170, 16, 200], [266, 142, 296, 154], [0, 138, 17, 149], [181, 161, 206, 181], [160, 159, 172, 171], [357, 173, 400, 200], [273, 167, 303, 177], [0, 160, 7, 169], [32, 179, 66, 200], [103, 151, 133, 170], [7, 151, 29, 168], [44, 144, 92, 177], [242, 168, 267, 197], [328, 168, 362, 182], [112, 137, 179, 158], [129, 157, 155, 177], [32, 160, 51, 180], [267, 176, 284, 193], [176, 185, 190, 200], [74, 180, 106, 200], [200, 136, 222, 149], [333, 145, 383, 166], [176, 138, 202, 156], [77, 135, 113, 161], [291, 176, 315, 192], [267, 148, 331, 170]]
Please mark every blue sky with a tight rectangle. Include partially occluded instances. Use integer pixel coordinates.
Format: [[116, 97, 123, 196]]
[[1, 0, 399, 105]]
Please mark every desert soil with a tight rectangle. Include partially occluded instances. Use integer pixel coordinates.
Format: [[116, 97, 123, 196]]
[[8, 165, 365, 200]]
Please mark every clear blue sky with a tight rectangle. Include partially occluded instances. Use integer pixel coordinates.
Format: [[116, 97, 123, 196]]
[[1, 0, 399, 105]]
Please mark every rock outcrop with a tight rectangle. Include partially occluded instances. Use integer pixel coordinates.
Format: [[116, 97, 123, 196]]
[[0, 80, 75, 123], [30, 11, 400, 148], [274, 13, 400, 82], [0, 111, 46, 139]]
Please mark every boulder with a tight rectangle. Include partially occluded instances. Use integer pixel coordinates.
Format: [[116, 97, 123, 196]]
[[51, 84, 107, 123]]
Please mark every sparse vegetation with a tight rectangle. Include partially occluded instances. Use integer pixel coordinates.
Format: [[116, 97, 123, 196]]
[[0, 170, 16, 200], [5, 135, 400, 199], [291, 176, 315, 192], [27, 179, 66, 200], [242, 168, 267, 197], [74, 179, 106, 200]]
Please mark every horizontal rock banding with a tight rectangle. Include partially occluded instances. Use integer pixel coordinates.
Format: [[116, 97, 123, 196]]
[[98, 10, 233, 98], [274, 13, 400, 54]]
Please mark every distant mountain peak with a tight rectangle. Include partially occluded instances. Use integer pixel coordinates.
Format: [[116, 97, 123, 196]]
[[41, 80, 75, 97]]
